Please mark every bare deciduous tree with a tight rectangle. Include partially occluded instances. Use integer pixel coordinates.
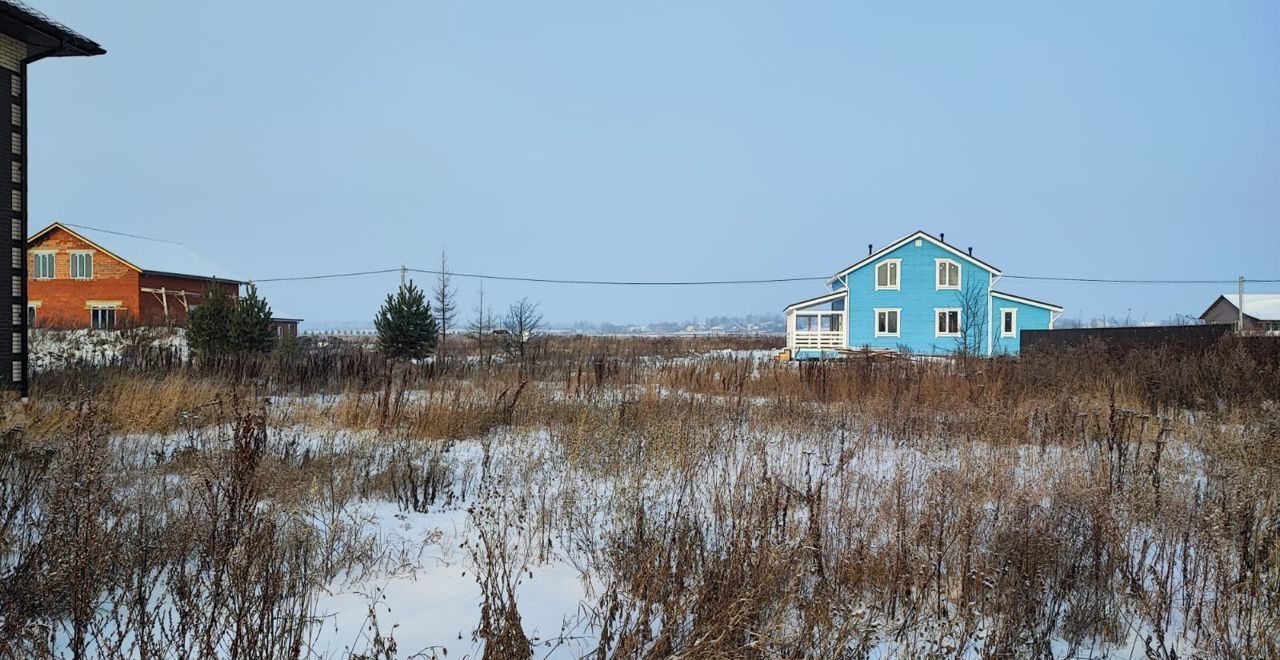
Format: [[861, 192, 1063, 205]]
[[501, 297, 543, 363], [955, 279, 989, 357], [468, 283, 496, 366]]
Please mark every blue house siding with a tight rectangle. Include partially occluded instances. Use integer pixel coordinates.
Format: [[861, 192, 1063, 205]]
[[991, 296, 1052, 354], [840, 239, 994, 354]]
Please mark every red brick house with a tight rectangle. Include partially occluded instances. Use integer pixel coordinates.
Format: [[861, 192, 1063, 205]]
[[28, 222, 244, 328]]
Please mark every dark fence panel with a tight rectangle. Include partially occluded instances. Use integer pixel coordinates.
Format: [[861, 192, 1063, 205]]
[[1021, 324, 1236, 353]]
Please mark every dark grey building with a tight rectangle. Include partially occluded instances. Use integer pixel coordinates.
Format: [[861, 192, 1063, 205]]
[[0, 1, 102, 396], [1200, 293, 1280, 335]]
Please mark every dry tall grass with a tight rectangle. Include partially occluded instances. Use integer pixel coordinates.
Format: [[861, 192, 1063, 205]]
[[2, 334, 1276, 658]]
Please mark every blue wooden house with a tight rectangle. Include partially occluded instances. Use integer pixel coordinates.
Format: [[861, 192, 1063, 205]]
[[784, 231, 1062, 358]]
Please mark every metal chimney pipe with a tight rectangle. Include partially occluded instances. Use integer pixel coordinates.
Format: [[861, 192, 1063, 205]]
[[968, 246, 973, 256], [868, 244, 873, 255], [940, 232, 945, 243]]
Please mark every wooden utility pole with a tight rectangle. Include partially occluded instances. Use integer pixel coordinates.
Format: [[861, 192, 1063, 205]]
[[400, 265, 407, 289], [1238, 276, 1245, 332]]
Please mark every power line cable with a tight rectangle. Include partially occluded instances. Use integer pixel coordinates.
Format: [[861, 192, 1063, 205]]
[[254, 268, 401, 283], [1001, 275, 1280, 285], [250, 267, 1280, 286], [405, 268, 824, 286]]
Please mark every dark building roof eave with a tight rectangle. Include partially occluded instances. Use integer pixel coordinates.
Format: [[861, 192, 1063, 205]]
[[0, 1, 104, 59], [141, 270, 247, 286]]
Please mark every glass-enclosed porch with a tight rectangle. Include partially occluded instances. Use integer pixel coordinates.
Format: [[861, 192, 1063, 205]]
[[784, 291, 848, 357]]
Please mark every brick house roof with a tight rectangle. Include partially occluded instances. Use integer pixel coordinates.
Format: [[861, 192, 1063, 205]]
[[29, 222, 246, 284]]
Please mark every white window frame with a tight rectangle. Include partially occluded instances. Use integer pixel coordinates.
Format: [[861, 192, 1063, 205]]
[[70, 250, 93, 280], [875, 259, 901, 291], [32, 251, 54, 279], [90, 304, 118, 329], [1000, 308, 1017, 338], [794, 313, 818, 332], [935, 308, 961, 338], [935, 258, 961, 290], [874, 308, 900, 338]]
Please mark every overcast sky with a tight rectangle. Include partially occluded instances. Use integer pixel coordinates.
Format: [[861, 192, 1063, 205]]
[[26, 1, 1280, 327]]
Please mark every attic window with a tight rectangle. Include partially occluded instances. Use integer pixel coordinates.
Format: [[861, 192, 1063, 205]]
[[875, 260, 900, 290], [32, 252, 54, 279], [70, 251, 93, 280], [936, 259, 960, 290]]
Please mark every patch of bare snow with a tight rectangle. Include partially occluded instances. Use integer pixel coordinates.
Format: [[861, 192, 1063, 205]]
[[29, 327, 187, 371]]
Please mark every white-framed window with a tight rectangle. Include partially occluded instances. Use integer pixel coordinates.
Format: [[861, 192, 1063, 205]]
[[875, 259, 901, 290], [70, 251, 93, 280], [795, 313, 843, 333], [90, 305, 117, 329], [875, 308, 900, 337], [935, 308, 961, 337], [1265, 321, 1280, 334], [32, 251, 54, 279], [1001, 308, 1017, 337], [936, 259, 961, 290]]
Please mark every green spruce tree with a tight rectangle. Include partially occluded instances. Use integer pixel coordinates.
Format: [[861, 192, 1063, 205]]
[[186, 282, 234, 355], [230, 283, 275, 354], [375, 280, 438, 360]]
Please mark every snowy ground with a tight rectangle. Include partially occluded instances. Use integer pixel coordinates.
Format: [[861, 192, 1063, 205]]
[[26, 366, 1248, 658], [29, 327, 187, 371], [311, 501, 593, 659]]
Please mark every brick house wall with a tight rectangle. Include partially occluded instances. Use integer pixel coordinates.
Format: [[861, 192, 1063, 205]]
[[138, 273, 238, 326], [27, 226, 241, 328], [28, 227, 141, 327]]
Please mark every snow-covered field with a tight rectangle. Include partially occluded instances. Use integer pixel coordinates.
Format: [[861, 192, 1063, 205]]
[[8, 345, 1274, 659]]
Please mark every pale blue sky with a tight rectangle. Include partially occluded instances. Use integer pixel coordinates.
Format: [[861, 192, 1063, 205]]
[[27, 1, 1280, 326]]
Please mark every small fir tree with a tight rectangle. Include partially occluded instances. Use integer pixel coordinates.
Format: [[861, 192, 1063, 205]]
[[375, 280, 438, 360], [230, 283, 275, 354], [186, 282, 234, 355]]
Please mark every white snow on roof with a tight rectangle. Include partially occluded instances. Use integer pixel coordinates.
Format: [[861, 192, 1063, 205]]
[[38, 223, 246, 283], [1220, 293, 1280, 321]]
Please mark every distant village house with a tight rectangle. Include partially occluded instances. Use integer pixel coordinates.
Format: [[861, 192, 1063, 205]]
[[27, 222, 300, 337], [1200, 293, 1280, 335], [784, 230, 1062, 358]]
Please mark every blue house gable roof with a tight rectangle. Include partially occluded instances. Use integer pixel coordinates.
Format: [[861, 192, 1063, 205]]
[[826, 230, 1001, 288]]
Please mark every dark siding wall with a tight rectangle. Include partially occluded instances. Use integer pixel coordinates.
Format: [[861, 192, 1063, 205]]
[[1021, 324, 1236, 353], [0, 36, 24, 393]]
